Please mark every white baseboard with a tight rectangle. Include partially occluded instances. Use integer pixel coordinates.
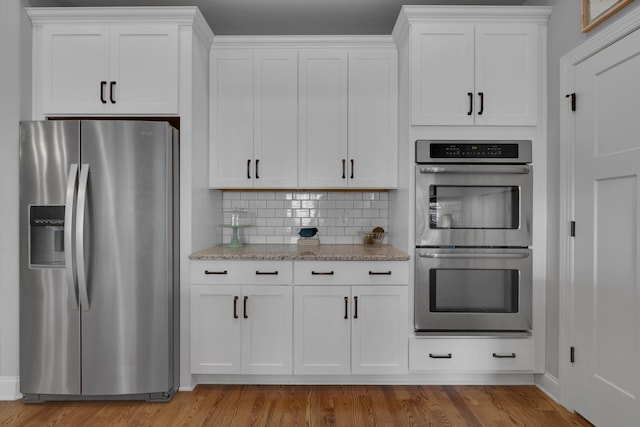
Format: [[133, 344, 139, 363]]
[[535, 371, 560, 403], [193, 373, 535, 386], [0, 376, 21, 401]]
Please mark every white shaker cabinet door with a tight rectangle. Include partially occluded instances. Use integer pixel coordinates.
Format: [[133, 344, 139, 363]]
[[348, 50, 398, 189], [241, 286, 293, 374], [298, 50, 348, 188], [40, 25, 111, 115], [293, 286, 351, 375], [253, 50, 298, 188], [190, 285, 242, 374], [351, 286, 408, 374], [474, 23, 538, 126], [109, 24, 179, 114], [411, 23, 475, 126], [209, 50, 254, 188]]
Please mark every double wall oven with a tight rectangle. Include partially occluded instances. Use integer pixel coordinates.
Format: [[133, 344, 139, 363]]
[[414, 140, 533, 335]]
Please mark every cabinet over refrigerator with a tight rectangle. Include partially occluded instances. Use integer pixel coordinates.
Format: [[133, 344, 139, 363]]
[[19, 120, 179, 401]]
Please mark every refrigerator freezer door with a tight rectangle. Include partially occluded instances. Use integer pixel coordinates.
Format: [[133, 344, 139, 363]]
[[19, 121, 81, 395], [79, 121, 175, 396]]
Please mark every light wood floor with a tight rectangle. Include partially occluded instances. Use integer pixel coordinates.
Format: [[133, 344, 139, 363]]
[[0, 384, 592, 426]]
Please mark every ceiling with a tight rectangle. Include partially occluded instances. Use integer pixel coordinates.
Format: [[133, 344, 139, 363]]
[[29, 0, 527, 35]]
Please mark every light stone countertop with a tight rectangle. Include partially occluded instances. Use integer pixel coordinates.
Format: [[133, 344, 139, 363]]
[[189, 244, 410, 261]]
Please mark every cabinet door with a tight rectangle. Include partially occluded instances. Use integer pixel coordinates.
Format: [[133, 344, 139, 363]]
[[293, 286, 350, 375], [40, 25, 110, 115], [298, 50, 348, 188], [411, 23, 474, 125], [241, 286, 293, 374], [109, 24, 179, 114], [209, 50, 254, 188], [348, 50, 398, 188], [351, 286, 408, 374], [190, 285, 242, 374], [253, 50, 298, 188], [474, 24, 538, 126]]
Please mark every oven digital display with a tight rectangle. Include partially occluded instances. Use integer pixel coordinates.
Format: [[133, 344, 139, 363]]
[[430, 143, 519, 159]]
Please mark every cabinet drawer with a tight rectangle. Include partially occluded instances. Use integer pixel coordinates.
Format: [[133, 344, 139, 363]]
[[191, 261, 292, 285], [409, 337, 534, 372], [293, 261, 408, 285]]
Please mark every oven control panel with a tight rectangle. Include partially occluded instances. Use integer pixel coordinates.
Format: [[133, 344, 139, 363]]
[[416, 140, 532, 164]]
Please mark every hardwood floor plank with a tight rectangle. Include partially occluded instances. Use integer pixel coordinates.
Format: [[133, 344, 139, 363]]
[[0, 385, 593, 427]]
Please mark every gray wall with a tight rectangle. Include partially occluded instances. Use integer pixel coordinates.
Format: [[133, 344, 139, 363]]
[[0, 0, 32, 388], [524, 0, 640, 380]]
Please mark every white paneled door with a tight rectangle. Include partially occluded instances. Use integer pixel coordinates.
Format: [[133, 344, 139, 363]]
[[573, 27, 640, 427]]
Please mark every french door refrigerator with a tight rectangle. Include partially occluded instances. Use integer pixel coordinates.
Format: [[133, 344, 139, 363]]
[[19, 120, 179, 402]]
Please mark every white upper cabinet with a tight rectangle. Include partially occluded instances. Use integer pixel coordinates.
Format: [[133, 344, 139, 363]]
[[209, 49, 298, 188], [298, 48, 398, 189], [348, 50, 398, 188], [36, 23, 178, 115], [411, 22, 538, 126], [298, 50, 349, 188]]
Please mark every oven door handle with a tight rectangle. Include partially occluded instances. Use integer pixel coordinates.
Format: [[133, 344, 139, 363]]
[[418, 166, 530, 175], [418, 253, 530, 259]]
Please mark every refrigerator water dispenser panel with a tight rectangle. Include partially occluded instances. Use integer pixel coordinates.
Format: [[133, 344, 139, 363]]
[[30, 205, 65, 267]]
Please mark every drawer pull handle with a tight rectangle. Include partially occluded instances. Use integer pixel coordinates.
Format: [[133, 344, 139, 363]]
[[369, 271, 392, 276], [205, 270, 228, 275], [344, 296, 348, 319], [256, 271, 278, 275], [233, 296, 239, 319], [492, 353, 516, 359], [311, 271, 334, 275], [429, 353, 452, 359], [243, 296, 248, 319]]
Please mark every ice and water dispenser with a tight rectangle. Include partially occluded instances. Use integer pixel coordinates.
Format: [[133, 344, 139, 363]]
[[30, 205, 65, 267]]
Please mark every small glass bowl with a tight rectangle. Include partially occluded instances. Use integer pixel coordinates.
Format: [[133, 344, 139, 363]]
[[358, 230, 387, 246]]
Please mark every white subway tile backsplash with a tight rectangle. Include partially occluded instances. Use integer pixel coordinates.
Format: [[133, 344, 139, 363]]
[[221, 191, 390, 245]]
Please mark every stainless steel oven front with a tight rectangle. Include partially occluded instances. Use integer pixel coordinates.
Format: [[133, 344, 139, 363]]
[[415, 140, 532, 247], [414, 248, 532, 334], [414, 140, 533, 335]]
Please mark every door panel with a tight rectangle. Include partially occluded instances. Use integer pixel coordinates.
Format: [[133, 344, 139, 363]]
[[242, 286, 293, 374], [110, 25, 179, 114], [253, 50, 298, 188], [293, 286, 350, 375], [574, 28, 640, 426], [410, 23, 474, 125], [209, 50, 254, 188], [298, 50, 348, 188], [41, 26, 109, 114], [19, 121, 81, 396], [80, 121, 174, 395]]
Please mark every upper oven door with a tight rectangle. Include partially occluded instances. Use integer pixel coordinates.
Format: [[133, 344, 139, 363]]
[[416, 164, 532, 247]]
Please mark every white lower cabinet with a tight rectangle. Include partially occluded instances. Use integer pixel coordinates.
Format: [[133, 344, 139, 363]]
[[191, 285, 293, 374], [190, 260, 294, 375], [293, 285, 408, 375], [409, 337, 535, 372]]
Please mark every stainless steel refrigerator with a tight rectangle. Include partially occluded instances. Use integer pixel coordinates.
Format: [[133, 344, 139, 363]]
[[19, 120, 179, 402]]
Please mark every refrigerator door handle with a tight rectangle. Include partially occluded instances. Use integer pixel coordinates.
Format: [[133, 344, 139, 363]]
[[76, 163, 91, 311], [65, 163, 79, 310]]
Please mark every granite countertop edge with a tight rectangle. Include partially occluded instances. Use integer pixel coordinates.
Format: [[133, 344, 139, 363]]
[[189, 244, 411, 261]]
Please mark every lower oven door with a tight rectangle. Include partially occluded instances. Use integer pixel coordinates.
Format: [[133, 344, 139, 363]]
[[415, 248, 532, 334]]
